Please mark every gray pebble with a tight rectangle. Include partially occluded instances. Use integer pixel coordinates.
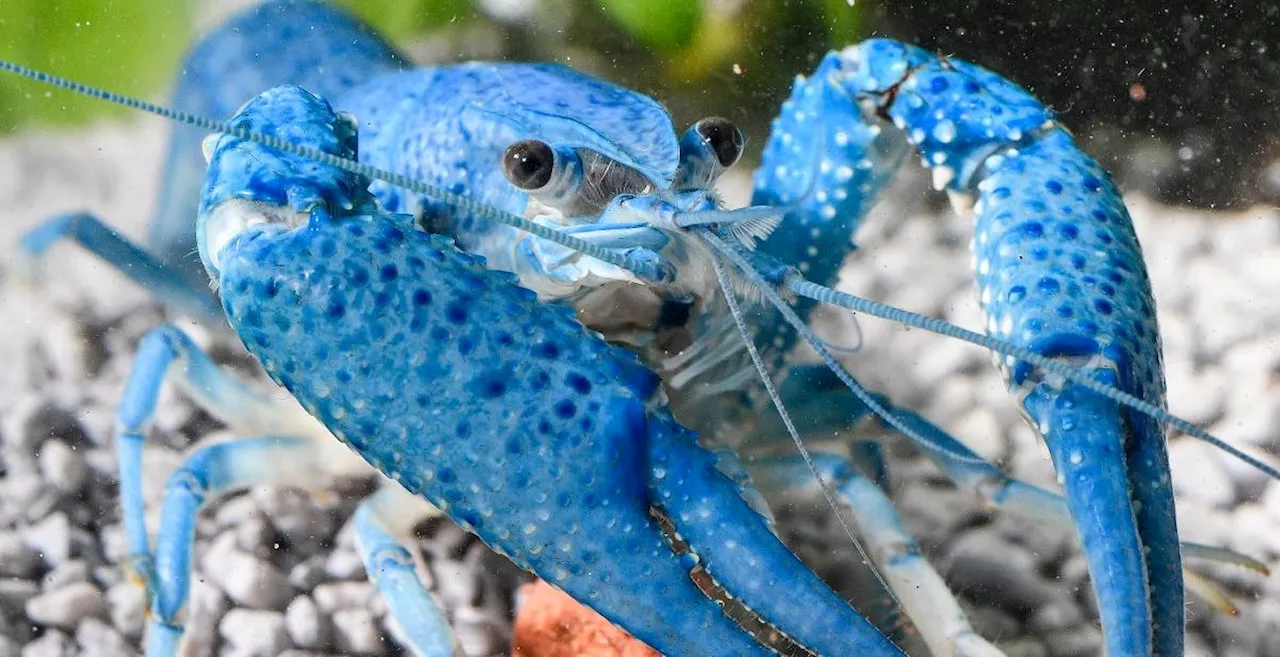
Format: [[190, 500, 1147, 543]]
[[1168, 439, 1237, 508], [21, 512, 72, 568], [19, 630, 74, 657], [312, 581, 376, 613], [1042, 626, 1102, 657], [201, 538, 293, 610], [944, 530, 1058, 614], [1026, 600, 1084, 634], [0, 579, 39, 614], [105, 582, 146, 638], [997, 637, 1049, 657], [0, 533, 42, 579], [74, 618, 132, 657], [218, 609, 290, 657], [285, 595, 329, 650], [331, 608, 385, 656], [0, 474, 46, 529], [288, 556, 326, 591], [1229, 503, 1280, 559], [40, 560, 88, 590], [181, 577, 229, 657], [964, 604, 1021, 640], [37, 440, 85, 494], [323, 547, 364, 581], [25, 582, 105, 630]]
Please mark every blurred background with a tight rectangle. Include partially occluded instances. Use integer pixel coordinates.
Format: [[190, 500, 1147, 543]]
[[2, 0, 1280, 208]]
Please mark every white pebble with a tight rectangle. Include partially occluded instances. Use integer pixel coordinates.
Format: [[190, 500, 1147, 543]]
[[1168, 439, 1236, 508], [218, 609, 290, 657], [105, 582, 146, 639], [313, 581, 377, 613], [202, 544, 293, 610], [1229, 503, 1280, 558], [25, 581, 106, 630], [0, 532, 41, 578], [19, 630, 74, 657], [21, 511, 71, 567], [74, 617, 131, 657], [37, 440, 86, 494], [285, 595, 329, 650], [332, 607, 386, 655]]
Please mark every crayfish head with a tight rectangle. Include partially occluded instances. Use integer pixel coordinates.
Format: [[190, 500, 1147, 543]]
[[196, 85, 375, 278]]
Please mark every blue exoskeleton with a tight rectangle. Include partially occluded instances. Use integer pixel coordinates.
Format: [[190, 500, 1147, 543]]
[[11, 2, 1277, 656]]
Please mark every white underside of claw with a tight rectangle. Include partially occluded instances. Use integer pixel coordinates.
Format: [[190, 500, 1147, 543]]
[[202, 199, 308, 270]]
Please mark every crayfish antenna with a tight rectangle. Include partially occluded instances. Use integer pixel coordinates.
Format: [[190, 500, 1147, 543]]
[[704, 243, 908, 623], [695, 220, 1280, 484]]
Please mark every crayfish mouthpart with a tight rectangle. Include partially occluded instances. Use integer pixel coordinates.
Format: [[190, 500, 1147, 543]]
[[201, 199, 309, 272]]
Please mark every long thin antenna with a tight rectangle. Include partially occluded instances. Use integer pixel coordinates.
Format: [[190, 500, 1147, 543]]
[[0, 59, 669, 284], [784, 278, 1280, 481], [707, 248, 905, 615]]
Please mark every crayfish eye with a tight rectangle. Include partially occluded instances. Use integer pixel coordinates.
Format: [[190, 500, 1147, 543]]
[[695, 117, 745, 168], [503, 139, 556, 191]]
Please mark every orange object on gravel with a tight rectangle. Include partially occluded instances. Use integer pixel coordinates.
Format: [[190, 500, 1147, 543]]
[[512, 580, 661, 657]]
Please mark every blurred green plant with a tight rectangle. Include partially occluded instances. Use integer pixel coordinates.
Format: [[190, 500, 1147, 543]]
[[0, 0, 865, 141], [599, 0, 703, 51], [0, 0, 190, 132]]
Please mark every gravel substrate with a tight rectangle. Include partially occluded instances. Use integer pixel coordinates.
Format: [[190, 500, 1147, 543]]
[[0, 119, 1277, 657]]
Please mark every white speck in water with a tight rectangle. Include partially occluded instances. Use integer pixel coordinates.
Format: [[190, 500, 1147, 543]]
[[1068, 450, 1083, 465]]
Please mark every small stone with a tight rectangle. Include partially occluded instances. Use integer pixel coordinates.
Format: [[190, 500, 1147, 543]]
[[943, 530, 1057, 613], [182, 577, 229, 657], [218, 609, 289, 657], [38, 440, 86, 494], [234, 511, 276, 558], [313, 581, 377, 613], [0, 532, 42, 578], [1042, 626, 1103, 657], [285, 595, 330, 650], [324, 546, 364, 581], [201, 541, 293, 610], [331, 608, 386, 656], [288, 556, 326, 590], [1229, 503, 1280, 559], [0, 472, 46, 527], [212, 494, 262, 528], [1167, 439, 1236, 508], [106, 582, 146, 638], [0, 578, 39, 613], [964, 604, 1021, 642], [40, 559, 89, 589], [21, 511, 72, 567], [1263, 480, 1280, 523], [1027, 600, 1084, 634], [19, 630, 74, 657], [951, 407, 1006, 462], [25, 581, 106, 630], [996, 637, 1048, 657], [74, 617, 132, 657], [1163, 359, 1226, 426]]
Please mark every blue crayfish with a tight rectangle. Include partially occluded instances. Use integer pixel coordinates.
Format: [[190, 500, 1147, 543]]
[[7, 2, 1277, 655]]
